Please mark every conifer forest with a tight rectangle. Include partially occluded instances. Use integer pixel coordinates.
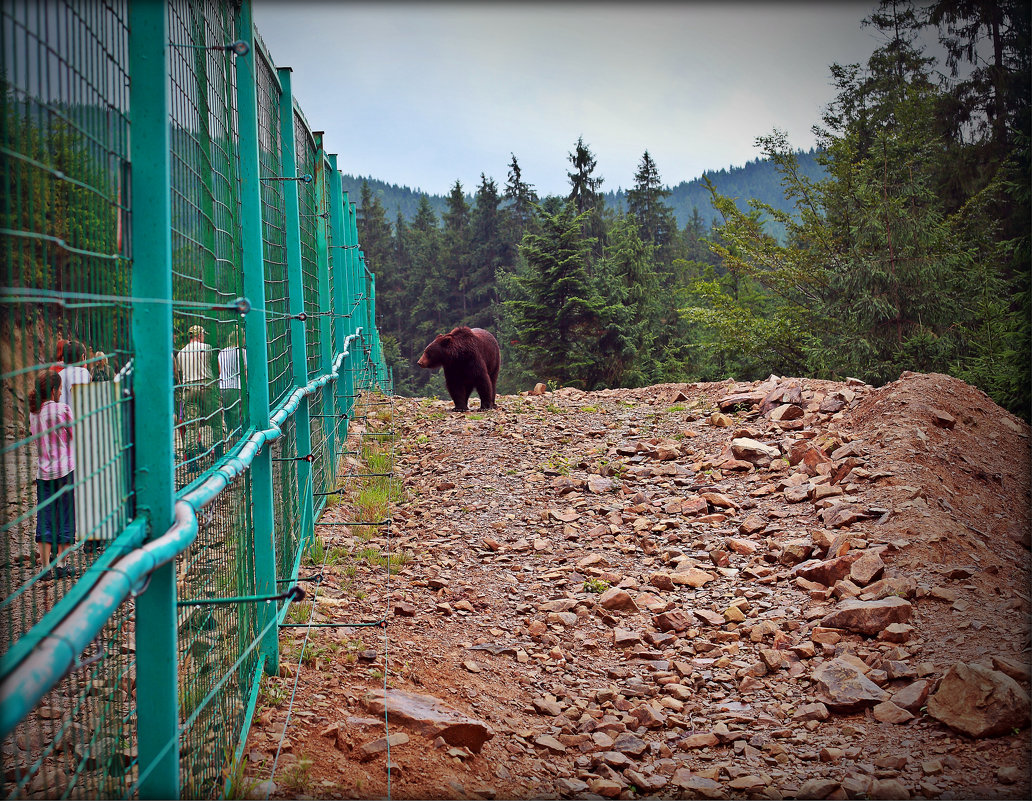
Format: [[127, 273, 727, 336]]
[[356, 1, 1029, 420]]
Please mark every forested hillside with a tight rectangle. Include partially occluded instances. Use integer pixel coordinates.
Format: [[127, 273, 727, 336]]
[[342, 149, 826, 244], [355, 0, 1029, 421]]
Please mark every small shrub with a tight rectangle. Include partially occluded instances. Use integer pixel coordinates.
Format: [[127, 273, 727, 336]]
[[583, 578, 610, 594]]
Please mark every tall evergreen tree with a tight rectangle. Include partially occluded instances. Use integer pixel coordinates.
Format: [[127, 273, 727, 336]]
[[470, 174, 505, 329], [502, 200, 628, 389], [442, 180, 472, 319], [357, 180, 393, 271], [566, 136, 603, 214], [566, 136, 607, 261], [409, 195, 448, 348], [626, 150, 675, 251], [504, 153, 538, 239]]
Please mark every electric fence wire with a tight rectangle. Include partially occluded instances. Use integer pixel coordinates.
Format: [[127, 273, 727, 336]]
[[263, 373, 397, 799], [119, 344, 381, 796], [127, 599, 288, 796]]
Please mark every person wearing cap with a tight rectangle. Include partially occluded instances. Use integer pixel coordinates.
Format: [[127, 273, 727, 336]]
[[176, 325, 223, 467]]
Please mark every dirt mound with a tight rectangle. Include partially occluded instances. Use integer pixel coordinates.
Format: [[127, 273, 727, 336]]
[[243, 372, 1031, 800]]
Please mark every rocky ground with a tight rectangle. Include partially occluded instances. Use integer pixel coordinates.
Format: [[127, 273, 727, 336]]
[[242, 371, 1031, 800]]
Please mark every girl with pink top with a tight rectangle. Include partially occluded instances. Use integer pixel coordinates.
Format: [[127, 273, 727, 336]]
[[28, 371, 76, 579]]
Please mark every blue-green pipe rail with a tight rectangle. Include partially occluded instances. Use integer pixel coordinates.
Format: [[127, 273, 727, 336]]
[[0, 333, 363, 739]]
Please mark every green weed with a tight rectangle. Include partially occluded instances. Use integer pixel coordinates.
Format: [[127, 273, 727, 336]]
[[287, 601, 311, 624], [278, 755, 313, 794], [583, 578, 610, 594]]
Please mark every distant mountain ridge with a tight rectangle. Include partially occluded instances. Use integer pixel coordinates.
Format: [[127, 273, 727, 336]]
[[341, 148, 826, 239]]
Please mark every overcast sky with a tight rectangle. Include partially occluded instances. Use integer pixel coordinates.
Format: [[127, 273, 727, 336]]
[[252, 1, 885, 197]]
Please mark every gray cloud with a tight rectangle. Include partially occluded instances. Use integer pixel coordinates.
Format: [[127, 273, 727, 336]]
[[254, 1, 878, 196]]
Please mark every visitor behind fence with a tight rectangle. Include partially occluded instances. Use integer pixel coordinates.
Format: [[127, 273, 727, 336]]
[[91, 351, 115, 382], [176, 324, 224, 463], [59, 340, 91, 410], [49, 337, 67, 373], [29, 371, 76, 579], [218, 329, 246, 428]]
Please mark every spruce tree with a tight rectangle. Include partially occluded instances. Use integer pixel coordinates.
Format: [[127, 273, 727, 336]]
[[504, 153, 538, 240], [626, 150, 676, 251], [566, 136, 603, 214], [566, 136, 607, 262], [503, 200, 625, 389], [442, 180, 472, 319], [470, 174, 505, 329]]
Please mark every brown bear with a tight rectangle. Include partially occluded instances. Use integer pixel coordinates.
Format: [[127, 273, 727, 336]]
[[417, 327, 500, 411]]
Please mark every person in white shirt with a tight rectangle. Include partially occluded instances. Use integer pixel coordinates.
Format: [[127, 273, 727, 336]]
[[59, 340, 91, 412], [218, 329, 247, 433], [176, 325, 223, 465]]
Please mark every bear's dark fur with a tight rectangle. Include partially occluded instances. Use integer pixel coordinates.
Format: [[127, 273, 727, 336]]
[[417, 327, 500, 411]]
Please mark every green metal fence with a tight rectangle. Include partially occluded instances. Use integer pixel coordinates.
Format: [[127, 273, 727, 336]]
[[0, 0, 390, 797]]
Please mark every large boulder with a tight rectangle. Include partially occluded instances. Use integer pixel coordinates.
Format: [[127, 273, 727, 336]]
[[818, 597, 913, 636], [364, 689, 495, 752], [731, 437, 781, 464], [812, 657, 888, 712], [926, 662, 1031, 738]]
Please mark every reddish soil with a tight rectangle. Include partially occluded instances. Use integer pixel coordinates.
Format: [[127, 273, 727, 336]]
[[241, 371, 1031, 800]]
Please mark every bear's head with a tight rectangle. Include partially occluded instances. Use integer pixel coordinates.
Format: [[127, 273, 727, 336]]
[[417, 334, 450, 369]]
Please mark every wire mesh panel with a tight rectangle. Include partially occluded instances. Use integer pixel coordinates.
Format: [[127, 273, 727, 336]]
[[254, 37, 292, 410], [168, 0, 247, 490], [293, 111, 328, 498], [1, 0, 138, 795], [164, 0, 258, 795], [2, 1, 391, 796], [272, 414, 301, 582]]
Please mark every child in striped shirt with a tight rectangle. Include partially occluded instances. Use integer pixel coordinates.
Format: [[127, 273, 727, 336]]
[[29, 371, 76, 579]]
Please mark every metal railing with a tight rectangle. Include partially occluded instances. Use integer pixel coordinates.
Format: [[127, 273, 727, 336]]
[[0, 1, 390, 797]]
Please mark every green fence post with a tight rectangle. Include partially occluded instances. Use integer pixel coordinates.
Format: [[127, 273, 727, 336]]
[[327, 156, 349, 449], [313, 134, 336, 476], [369, 272, 382, 386], [128, 0, 180, 797], [365, 254, 377, 365], [277, 67, 315, 551], [235, 0, 279, 676], [341, 195, 359, 408]]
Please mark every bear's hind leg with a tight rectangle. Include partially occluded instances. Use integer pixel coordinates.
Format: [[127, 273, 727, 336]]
[[474, 373, 494, 410], [444, 370, 471, 412]]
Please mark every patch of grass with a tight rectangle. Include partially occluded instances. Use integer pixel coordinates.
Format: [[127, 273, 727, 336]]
[[258, 675, 287, 707], [665, 404, 686, 412], [580, 405, 601, 413], [300, 641, 338, 668], [322, 491, 344, 507], [223, 749, 259, 800], [354, 547, 411, 574], [326, 546, 349, 567], [545, 403, 567, 415], [278, 755, 313, 794], [286, 601, 311, 624], [305, 536, 326, 565], [543, 453, 571, 476], [178, 680, 208, 717], [468, 413, 485, 420], [583, 578, 610, 594]]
